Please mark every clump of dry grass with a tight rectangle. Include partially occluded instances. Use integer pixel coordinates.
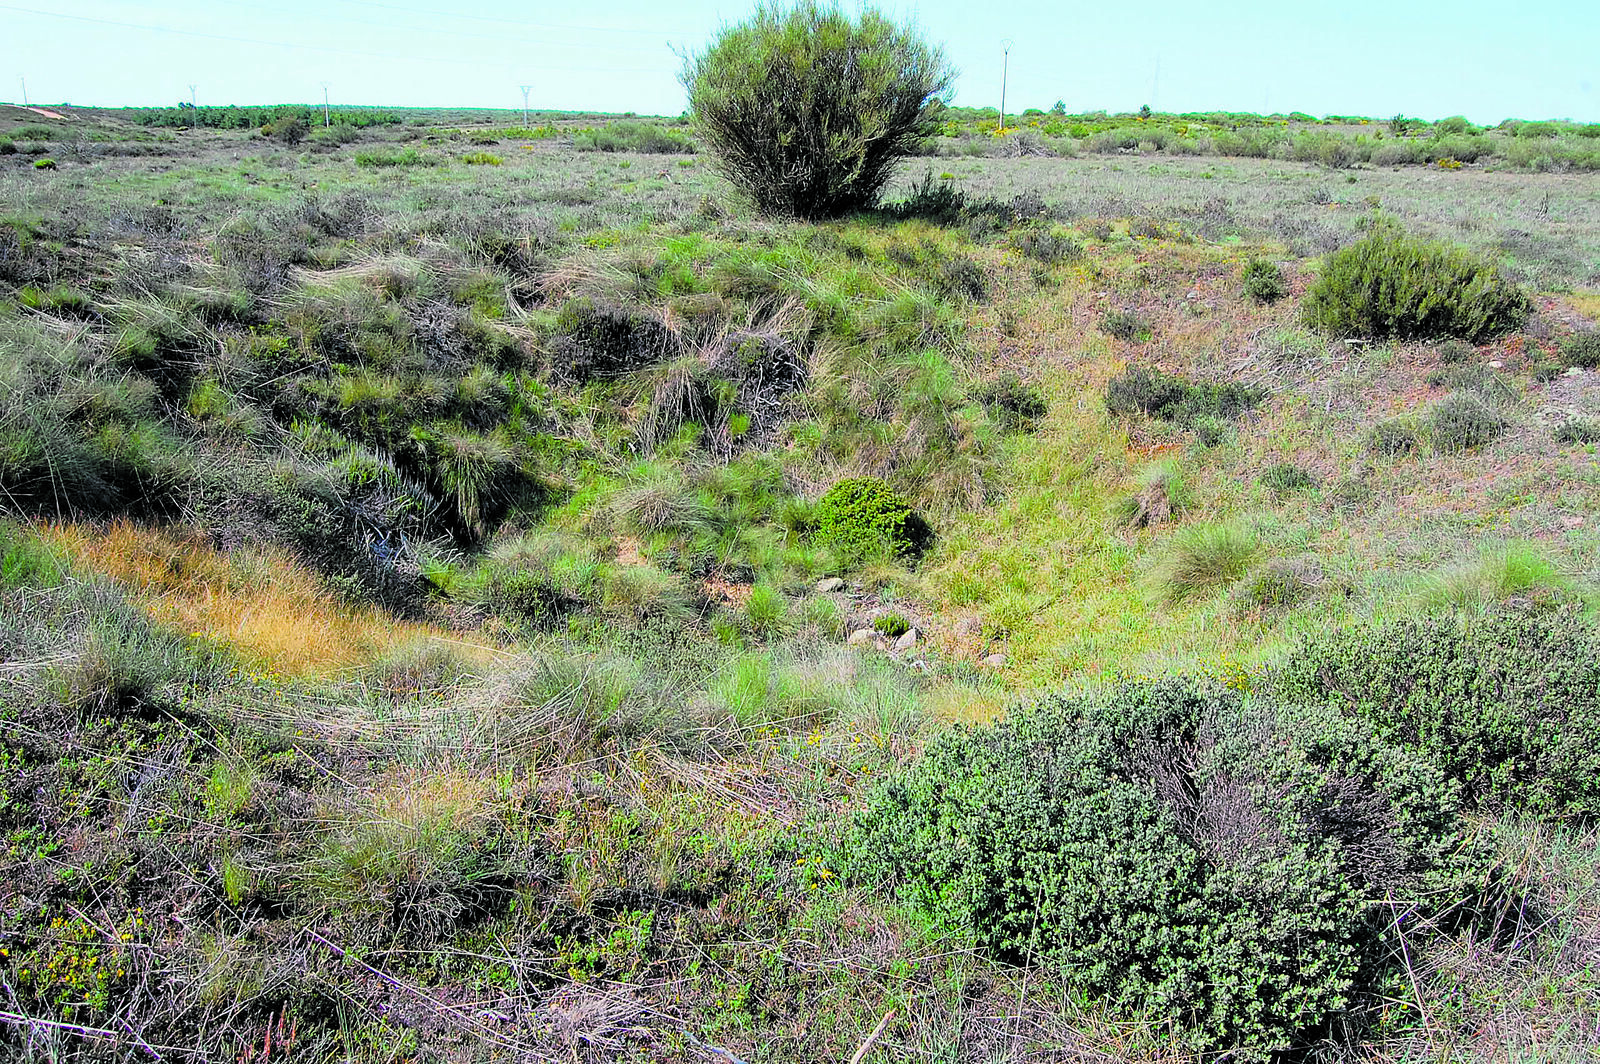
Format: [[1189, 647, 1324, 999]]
[[42, 521, 489, 676]]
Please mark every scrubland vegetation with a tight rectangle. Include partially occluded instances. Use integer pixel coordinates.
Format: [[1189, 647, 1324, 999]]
[[3, 6, 1600, 1059]]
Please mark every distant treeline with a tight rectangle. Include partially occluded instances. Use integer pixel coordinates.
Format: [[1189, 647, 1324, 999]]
[[131, 105, 404, 129]]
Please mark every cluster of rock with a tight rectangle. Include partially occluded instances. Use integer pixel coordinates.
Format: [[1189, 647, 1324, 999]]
[[813, 577, 1007, 670]]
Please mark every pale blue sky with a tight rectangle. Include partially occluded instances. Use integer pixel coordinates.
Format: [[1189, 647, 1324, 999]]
[[3, 0, 1596, 122]]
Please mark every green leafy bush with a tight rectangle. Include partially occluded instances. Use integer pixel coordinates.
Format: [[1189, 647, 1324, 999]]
[[1104, 366, 1265, 425], [1241, 258, 1288, 303], [813, 476, 932, 565], [871, 612, 910, 637], [1430, 390, 1506, 453], [681, 1, 954, 218], [1301, 222, 1529, 342], [1271, 609, 1600, 816], [853, 679, 1484, 1057]]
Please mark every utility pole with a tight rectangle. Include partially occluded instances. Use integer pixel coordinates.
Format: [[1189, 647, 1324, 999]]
[[320, 82, 330, 126], [188, 83, 197, 107], [998, 40, 1011, 132], [519, 84, 532, 128], [19, 76, 27, 107]]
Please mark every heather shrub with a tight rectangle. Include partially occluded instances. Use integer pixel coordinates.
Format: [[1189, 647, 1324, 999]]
[[1104, 366, 1265, 425], [1368, 417, 1421, 455], [1554, 418, 1600, 445], [813, 476, 932, 565], [1560, 331, 1600, 369], [1301, 222, 1530, 342], [853, 679, 1485, 1057], [1430, 390, 1506, 453], [1271, 609, 1600, 816], [681, 2, 954, 219]]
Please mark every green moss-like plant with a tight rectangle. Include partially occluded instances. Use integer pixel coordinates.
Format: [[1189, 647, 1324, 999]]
[[813, 476, 932, 566]]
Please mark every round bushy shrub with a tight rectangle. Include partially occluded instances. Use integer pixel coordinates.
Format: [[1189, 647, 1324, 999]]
[[813, 476, 932, 565], [1242, 258, 1289, 303], [853, 679, 1484, 1057], [681, 2, 955, 219], [1301, 221, 1530, 342], [1270, 609, 1600, 817]]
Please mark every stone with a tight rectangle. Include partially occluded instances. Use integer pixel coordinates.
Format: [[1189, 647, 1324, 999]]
[[1487, 359, 1504, 369], [815, 577, 845, 593], [982, 653, 1008, 669], [1567, 367, 1585, 377], [893, 628, 918, 653], [847, 628, 875, 647]]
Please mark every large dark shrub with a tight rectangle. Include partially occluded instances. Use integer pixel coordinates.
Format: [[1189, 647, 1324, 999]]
[[813, 476, 932, 564], [681, 2, 955, 219], [853, 679, 1484, 1057], [1301, 221, 1530, 342], [1271, 609, 1600, 817]]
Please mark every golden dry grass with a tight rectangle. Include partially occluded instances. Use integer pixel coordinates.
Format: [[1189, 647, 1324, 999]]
[[43, 521, 491, 677]]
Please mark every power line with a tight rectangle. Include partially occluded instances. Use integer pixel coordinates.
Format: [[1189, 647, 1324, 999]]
[[0, 3, 670, 76]]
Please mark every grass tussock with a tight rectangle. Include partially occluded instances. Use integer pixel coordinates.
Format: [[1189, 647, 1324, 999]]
[[41, 521, 486, 675]]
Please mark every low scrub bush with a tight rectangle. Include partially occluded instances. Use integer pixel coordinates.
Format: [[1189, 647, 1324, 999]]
[[461, 151, 502, 166], [1104, 366, 1265, 426], [854, 679, 1486, 1056], [1560, 330, 1600, 369], [1272, 608, 1600, 816], [1098, 308, 1150, 341], [1241, 258, 1288, 303], [354, 147, 439, 168], [813, 476, 932, 566], [1231, 556, 1326, 615], [574, 121, 694, 154], [1301, 221, 1529, 342], [973, 373, 1047, 430], [548, 297, 677, 380], [1430, 390, 1506, 453], [1554, 418, 1600, 445], [1259, 461, 1316, 495], [1368, 417, 1422, 455]]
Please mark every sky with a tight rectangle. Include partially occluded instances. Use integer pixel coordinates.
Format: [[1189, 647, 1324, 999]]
[[2, 0, 1597, 122]]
